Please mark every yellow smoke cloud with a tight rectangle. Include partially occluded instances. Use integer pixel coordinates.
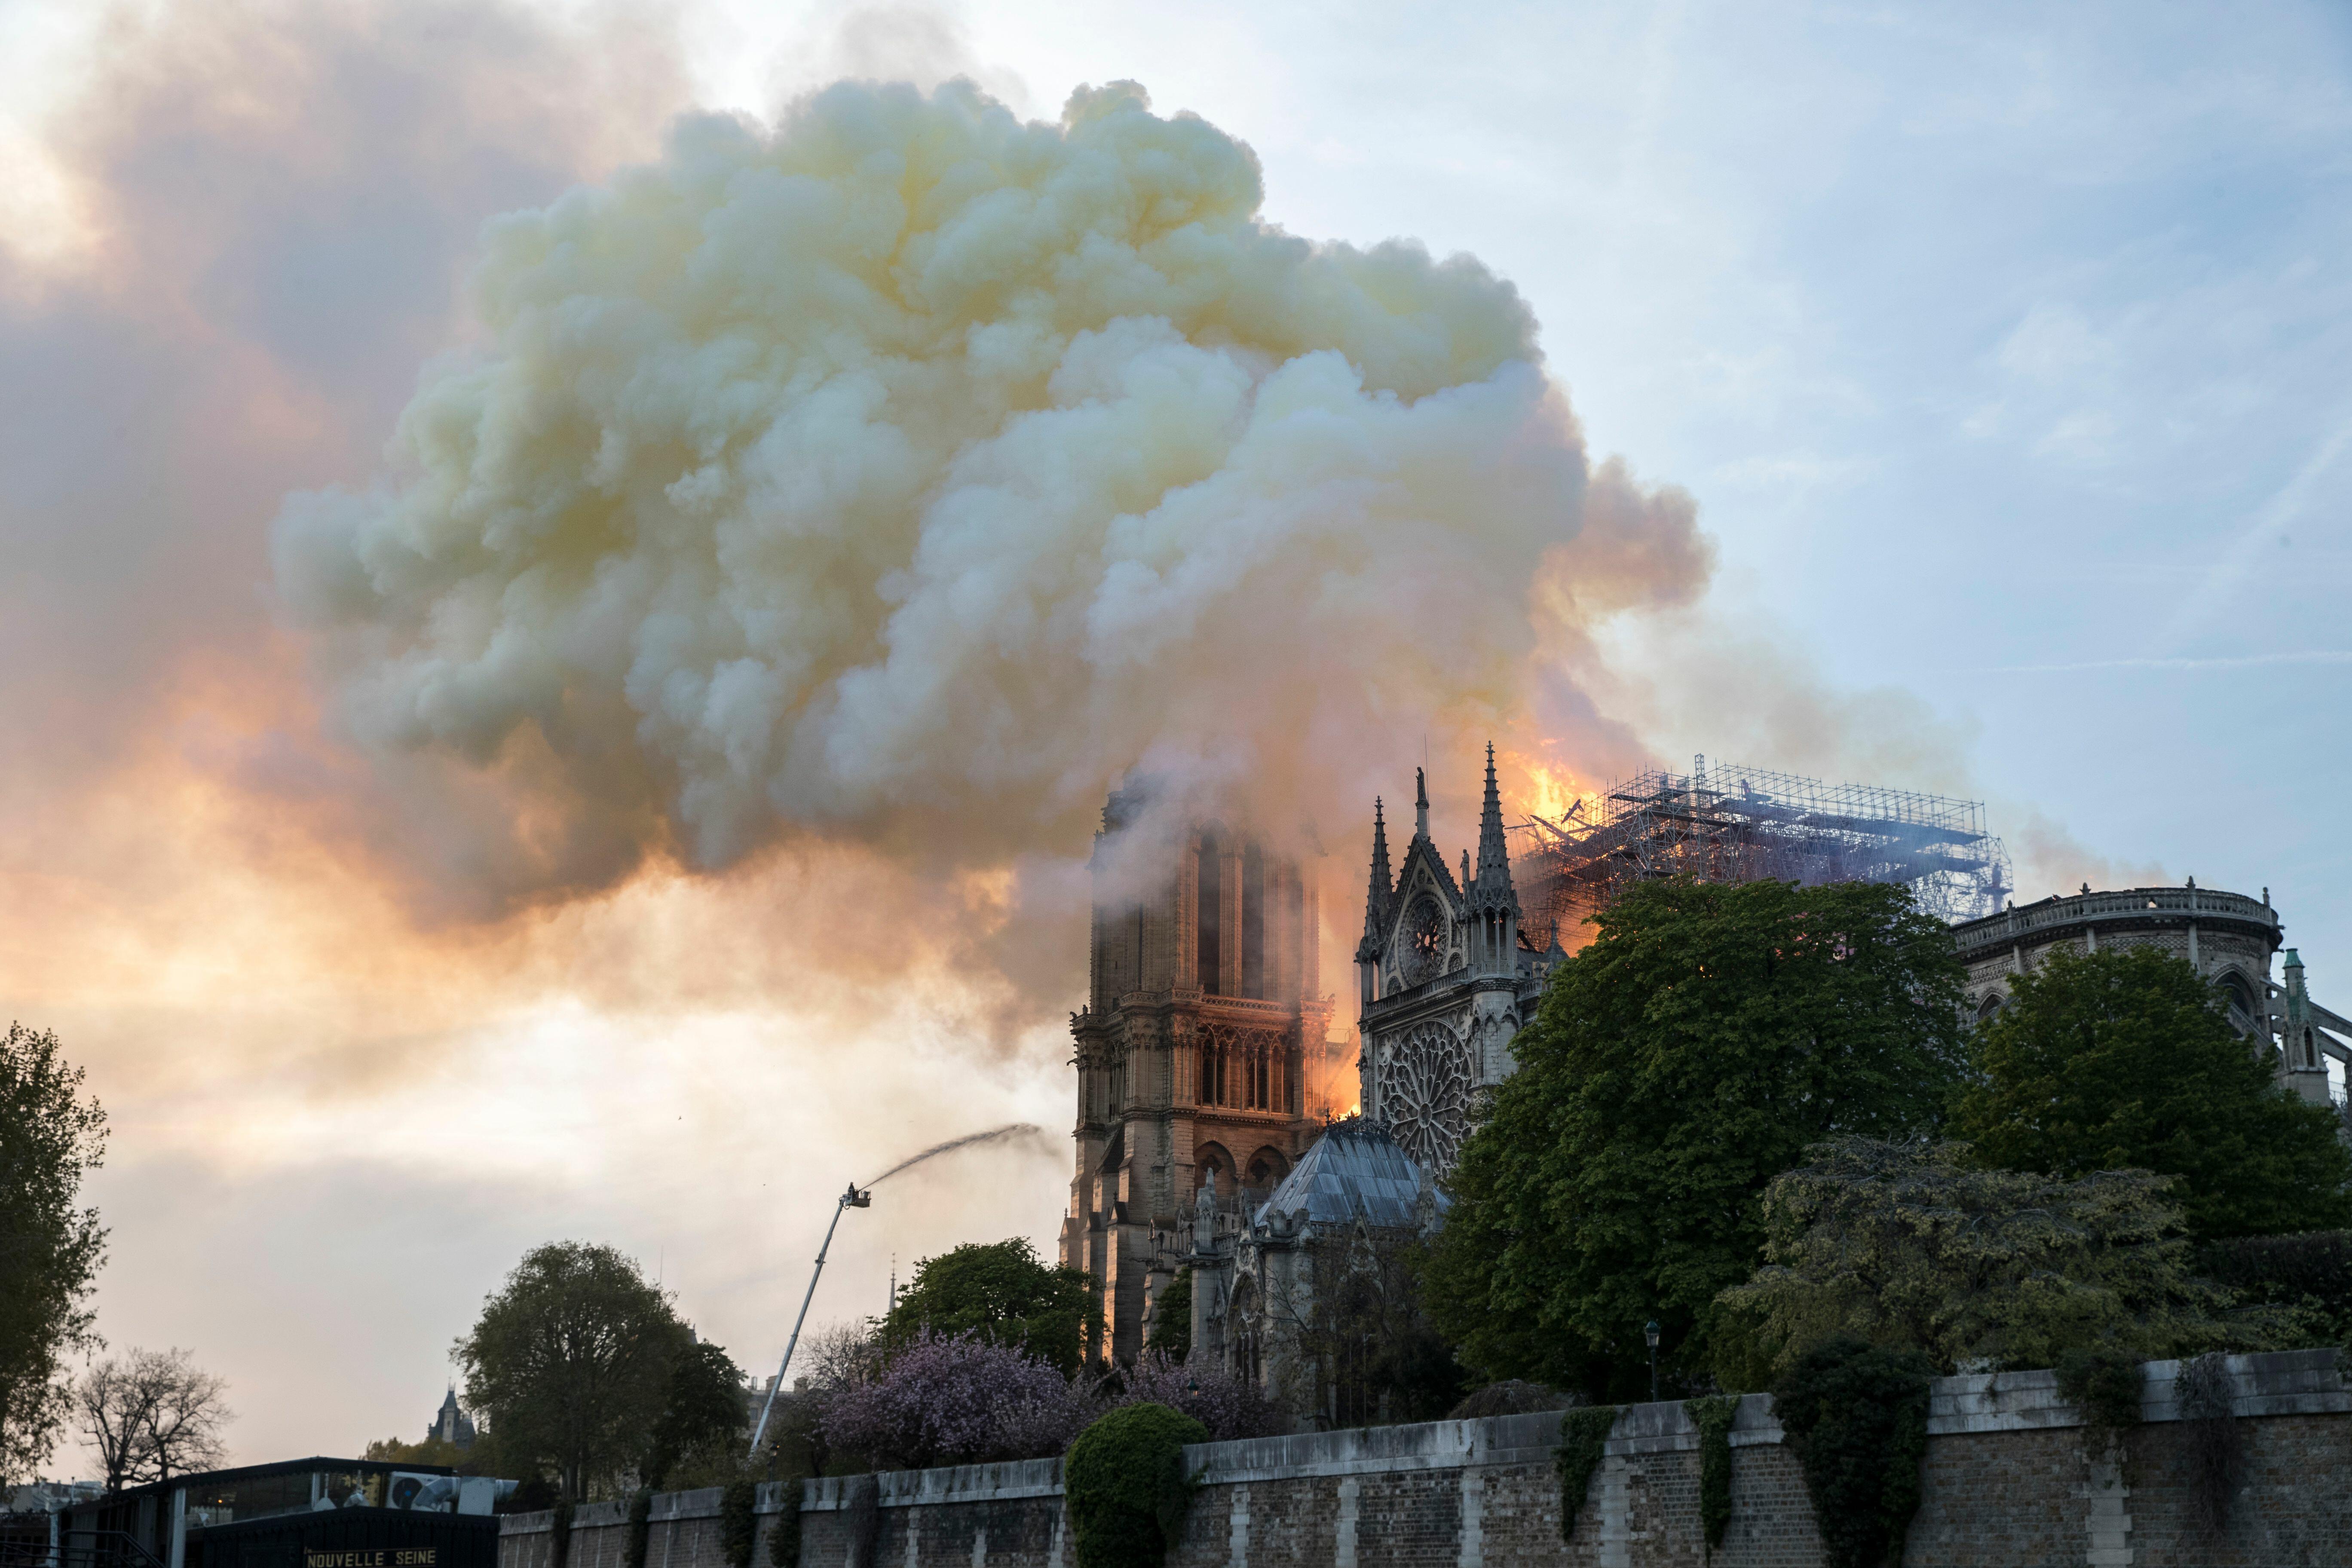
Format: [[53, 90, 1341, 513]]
[[275, 77, 1709, 902]]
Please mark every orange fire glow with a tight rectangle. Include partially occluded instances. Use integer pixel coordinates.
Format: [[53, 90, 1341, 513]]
[[1498, 749, 1603, 828]]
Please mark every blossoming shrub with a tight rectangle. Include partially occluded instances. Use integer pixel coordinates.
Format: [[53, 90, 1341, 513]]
[[818, 1329, 1092, 1470], [1116, 1353, 1280, 1442]]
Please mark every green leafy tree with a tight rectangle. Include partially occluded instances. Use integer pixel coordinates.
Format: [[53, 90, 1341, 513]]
[[1144, 1270, 1191, 1361], [1956, 946, 2352, 1239], [643, 1337, 749, 1488], [0, 1023, 108, 1488], [1423, 879, 1965, 1398], [457, 1242, 683, 1501], [1716, 1137, 2249, 1384], [2197, 1231, 2352, 1342], [878, 1239, 1094, 1375], [361, 1434, 472, 1468]]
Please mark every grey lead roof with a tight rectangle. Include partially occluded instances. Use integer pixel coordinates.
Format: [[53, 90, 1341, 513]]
[[1253, 1119, 1442, 1229]]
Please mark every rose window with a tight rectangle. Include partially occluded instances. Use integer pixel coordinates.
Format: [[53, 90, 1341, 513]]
[[1378, 1022, 1475, 1172]]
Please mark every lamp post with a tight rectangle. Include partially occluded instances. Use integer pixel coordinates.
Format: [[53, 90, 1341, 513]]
[[1644, 1320, 1661, 1404]]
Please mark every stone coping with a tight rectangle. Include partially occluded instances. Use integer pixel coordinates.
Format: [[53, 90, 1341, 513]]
[[803, 1461, 1065, 1512], [524, 1349, 2350, 1522], [1929, 1348, 2349, 1433], [500, 1481, 799, 1534]]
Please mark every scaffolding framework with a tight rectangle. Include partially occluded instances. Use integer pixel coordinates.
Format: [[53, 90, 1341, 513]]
[[1512, 756, 2010, 948]]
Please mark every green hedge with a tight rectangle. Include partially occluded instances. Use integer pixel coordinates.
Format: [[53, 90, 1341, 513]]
[[1064, 1403, 1208, 1568], [1771, 1338, 1932, 1568]]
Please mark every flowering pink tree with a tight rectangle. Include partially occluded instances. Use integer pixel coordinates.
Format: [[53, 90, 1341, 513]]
[[1117, 1352, 1281, 1441], [819, 1329, 1095, 1470]]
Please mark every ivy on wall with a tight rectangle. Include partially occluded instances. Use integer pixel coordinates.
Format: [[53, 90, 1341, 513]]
[[2178, 1353, 2242, 1534], [622, 1489, 653, 1568], [1686, 1395, 1740, 1552], [2055, 1348, 2144, 1482], [549, 1500, 573, 1568], [1771, 1338, 1932, 1568], [717, 1479, 757, 1568], [1553, 1406, 1618, 1541], [842, 1476, 879, 1568], [766, 1488, 800, 1568]]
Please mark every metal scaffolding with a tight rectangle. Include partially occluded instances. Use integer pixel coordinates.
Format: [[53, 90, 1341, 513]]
[[1511, 756, 2010, 949]]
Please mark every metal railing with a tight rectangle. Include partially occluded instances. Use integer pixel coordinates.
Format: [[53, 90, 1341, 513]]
[[0, 1531, 169, 1568]]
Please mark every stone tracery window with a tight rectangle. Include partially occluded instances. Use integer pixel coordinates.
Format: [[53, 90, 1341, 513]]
[[1377, 1020, 1476, 1172], [1198, 1025, 1285, 1111]]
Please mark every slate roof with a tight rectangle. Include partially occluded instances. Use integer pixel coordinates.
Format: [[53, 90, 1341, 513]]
[[1253, 1118, 1442, 1229]]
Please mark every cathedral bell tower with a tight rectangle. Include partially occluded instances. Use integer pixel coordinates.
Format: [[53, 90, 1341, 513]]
[[1061, 779, 1329, 1365]]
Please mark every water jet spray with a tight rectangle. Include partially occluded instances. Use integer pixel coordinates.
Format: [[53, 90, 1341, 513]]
[[746, 1123, 1047, 1456]]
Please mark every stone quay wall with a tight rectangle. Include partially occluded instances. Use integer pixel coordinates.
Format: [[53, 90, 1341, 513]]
[[500, 1349, 2351, 1568]]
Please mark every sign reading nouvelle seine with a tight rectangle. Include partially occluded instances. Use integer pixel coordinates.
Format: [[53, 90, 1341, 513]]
[[304, 1553, 438, 1568]]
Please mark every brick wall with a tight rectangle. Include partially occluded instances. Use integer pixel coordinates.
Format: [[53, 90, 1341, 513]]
[[504, 1351, 2351, 1568]]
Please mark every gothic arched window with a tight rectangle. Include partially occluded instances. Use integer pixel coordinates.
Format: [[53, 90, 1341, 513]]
[[1197, 835, 1222, 993], [1242, 844, 1266, 999], [2217, 971, 2254, 1017]]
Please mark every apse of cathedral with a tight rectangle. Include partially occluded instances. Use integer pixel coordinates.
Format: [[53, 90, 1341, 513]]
[[1062, 751, 1559, 1374]]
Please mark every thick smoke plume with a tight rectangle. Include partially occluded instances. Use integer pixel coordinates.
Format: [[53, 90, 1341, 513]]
[[275, 78, 1709, 903]]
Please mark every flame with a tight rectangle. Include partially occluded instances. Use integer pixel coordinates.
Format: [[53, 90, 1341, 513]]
[[1500, 750, 1602, 829]]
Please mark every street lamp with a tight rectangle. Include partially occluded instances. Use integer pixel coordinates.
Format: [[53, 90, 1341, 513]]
[[1644, 1320, 1661, 1404]]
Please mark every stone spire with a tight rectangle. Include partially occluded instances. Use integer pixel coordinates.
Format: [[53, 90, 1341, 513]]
[[1467, 743, 1520, 918], [1356, 797, 1394, 962], [2285, 948, 2324, 1085], [1414, 767, 1430, 841]]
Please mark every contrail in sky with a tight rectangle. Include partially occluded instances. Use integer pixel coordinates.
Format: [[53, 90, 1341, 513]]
[[865, 1123, 1048, 1187], [1981, 650, 2352, 674]]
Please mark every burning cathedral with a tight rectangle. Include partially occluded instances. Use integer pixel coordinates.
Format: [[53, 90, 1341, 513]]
[[1063, 747, 2344, 1411], [1060, 748, 1551, 1379]]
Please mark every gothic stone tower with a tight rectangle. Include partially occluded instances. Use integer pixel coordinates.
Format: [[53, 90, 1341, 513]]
[[1061, 780, 1330, 1365], [1357, 747, 1555, 1173]]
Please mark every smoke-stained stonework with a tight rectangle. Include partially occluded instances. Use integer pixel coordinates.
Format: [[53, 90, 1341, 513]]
[[1060, 779, 1337, 1364]]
